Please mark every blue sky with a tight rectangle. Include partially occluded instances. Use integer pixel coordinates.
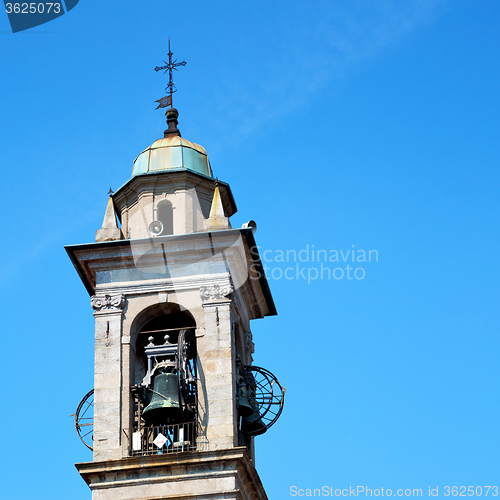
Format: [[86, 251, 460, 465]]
[[0, 1, 499, 498]]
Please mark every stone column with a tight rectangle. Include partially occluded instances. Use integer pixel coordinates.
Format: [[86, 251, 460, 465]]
[[91, 294, 125, 461], [198, 284, 237, 450]]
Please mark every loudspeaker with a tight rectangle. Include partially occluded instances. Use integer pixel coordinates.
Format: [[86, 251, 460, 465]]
[[242, 220, 257, 234], [148, 220, 164, 236]]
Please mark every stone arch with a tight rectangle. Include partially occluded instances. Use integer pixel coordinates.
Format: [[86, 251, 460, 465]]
[[130, 301, 197, 386]]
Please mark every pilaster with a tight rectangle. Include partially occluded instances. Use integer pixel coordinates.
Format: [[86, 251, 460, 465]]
[[198, 284, 237, 450], [91, 293, 125, 461]]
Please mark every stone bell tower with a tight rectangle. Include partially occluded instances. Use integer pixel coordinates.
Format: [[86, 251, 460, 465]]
[[66, 106, 284, 500]]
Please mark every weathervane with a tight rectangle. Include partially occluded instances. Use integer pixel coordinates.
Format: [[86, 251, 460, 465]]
[[154, 39, 187, 109]]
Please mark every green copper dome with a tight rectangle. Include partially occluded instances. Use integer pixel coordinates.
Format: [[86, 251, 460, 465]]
[[132, 136, 213, 177]]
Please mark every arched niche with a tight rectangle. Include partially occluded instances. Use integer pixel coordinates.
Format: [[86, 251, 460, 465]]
[[131, 302, 197, 386], [156, 199, 174, 235]]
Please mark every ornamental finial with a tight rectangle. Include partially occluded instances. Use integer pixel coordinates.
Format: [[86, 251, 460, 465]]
[[154, 39, 187, 110]]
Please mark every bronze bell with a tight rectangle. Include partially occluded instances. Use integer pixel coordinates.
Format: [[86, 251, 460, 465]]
[[241, 409, 267, 436], [143, 370, 181, 425], [241, 382, 266, 435], [237, 382, 253, 418]]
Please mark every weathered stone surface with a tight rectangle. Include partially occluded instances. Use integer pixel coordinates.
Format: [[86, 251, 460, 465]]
[[112, 171, 236, 239], [95, 346, 120, 364], [96, 197, 123, 242], [70, 170, 278, 498], [94, 372, 121, 388], [76, 448, 268, 500], [96, 227, 123, 242]]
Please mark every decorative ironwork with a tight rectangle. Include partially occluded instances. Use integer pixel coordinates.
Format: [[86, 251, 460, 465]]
[[154, 39, 186, 108], [177, 329, 197, 415], [130, 421, 200, 456], [130, 327, 198, 455], [155, 95, 172, 109], [242, 365, 285, 435], [131, 385, 202, 456], [74, 389, 94, 450]]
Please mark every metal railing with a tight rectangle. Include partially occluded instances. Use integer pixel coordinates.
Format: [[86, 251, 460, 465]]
[[131, 421, 203, 456]]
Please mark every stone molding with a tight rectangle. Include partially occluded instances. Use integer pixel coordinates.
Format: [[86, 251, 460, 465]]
[[76, 447, 268, 500], [94, 273, 231, 298], [200, 284, 233, 302], [91, 294, 125, 311]]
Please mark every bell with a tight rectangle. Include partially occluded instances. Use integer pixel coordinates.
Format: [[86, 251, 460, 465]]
[[143, 371, 181, 425], [240, 369, 267, 435], [237, 383, 253, 418], [241, 410, 267, 436]]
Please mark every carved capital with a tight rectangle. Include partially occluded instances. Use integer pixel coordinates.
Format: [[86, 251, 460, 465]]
[[91, 294, 125, 311], [199, 284, 233, 301]]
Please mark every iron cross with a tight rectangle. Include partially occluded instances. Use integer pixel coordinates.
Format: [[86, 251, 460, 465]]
[[154, 39, 187, 107]]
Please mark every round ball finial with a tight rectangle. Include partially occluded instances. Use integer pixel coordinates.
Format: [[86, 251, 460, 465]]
[[165, 107, 178, 120], [164, 334, 171, 344], [148, 336, 155, 346]]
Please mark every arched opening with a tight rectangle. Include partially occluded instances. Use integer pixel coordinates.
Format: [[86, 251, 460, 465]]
[[131, 304, 198, 456], [157, 200, 174, 235], [137, 306, 195, 348]]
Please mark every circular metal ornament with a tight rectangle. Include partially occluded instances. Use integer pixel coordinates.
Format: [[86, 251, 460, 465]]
[[245, 365, 285, 432], [75, 389, 94, 451]]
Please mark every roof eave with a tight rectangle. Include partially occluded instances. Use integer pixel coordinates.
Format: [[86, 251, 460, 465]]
[[64, 228, 276, 317]]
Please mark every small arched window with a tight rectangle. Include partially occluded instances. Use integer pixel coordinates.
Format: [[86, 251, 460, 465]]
[[157, 200, 174, 235]]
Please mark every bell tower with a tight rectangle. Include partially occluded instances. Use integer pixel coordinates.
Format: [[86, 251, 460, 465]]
[[66, 99, 284, 499]]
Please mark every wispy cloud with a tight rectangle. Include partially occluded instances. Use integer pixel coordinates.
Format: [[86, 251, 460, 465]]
[[0, 209, 101, 285], [202, 0, 447, 151]]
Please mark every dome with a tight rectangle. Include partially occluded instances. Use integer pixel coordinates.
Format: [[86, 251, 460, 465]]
[[132, 136, 213, 178]]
